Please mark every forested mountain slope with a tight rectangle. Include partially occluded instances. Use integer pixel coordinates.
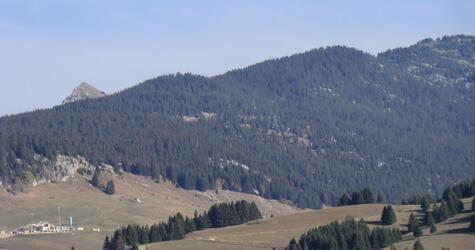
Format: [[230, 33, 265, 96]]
[[0, 35, 474, 208]]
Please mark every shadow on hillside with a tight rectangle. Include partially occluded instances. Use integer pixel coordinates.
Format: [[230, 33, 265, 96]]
[[443, 227, 472, 235], [444, 215, 472, 225], [365, 220, 382, 226]]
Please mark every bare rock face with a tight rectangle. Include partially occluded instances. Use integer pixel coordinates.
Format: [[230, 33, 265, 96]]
[[30, 155, 97, 186], [1, 154, 97, 192], [62, 82, 106, 104]]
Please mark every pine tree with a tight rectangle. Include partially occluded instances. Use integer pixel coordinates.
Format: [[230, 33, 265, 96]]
[[338, 193, 351, 206], [413, 240, 424, 250], [420, 197, 430, 212], [377, 193, 384, 203], [433, 202, 450, 223], [125, 224, 138, 246], [103, 236, 111, 250], [408, 213, 418, 232], [470, 215, 475, 232], [288, 238, 298, 250], [110, 231, 126, 250], [430, 221, 437, 233], [91, 168, 101, 188], [249, 202, 262, 220], [105, 180, 115, 195], [382, 205, 397, 225], [351, 192, 364, 205], [361, 188, 374, 203], [413, 225, 423, 238]]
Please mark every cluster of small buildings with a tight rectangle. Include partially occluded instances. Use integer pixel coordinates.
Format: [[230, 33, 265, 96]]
[[10, 221, 71, 236], [4, 213, 102, 238]]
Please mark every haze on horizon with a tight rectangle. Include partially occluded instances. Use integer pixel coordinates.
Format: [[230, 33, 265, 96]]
[[0, 0, 474, 116]]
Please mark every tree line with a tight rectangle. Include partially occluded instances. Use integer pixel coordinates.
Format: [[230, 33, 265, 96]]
[[287, 217, 401, 250], [337, 187, 385, 206], [103, 200, 261, 250]]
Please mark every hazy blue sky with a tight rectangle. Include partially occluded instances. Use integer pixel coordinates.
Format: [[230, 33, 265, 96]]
[[0, 0, 474, 116]]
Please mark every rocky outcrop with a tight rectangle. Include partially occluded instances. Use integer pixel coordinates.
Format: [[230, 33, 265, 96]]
[[2, 154, 97, 191], [39, 155, 96, 184], [62, 82, 106, 104]]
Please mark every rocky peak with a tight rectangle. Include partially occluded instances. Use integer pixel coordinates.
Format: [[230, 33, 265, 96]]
[[62, 82, 106, 104]]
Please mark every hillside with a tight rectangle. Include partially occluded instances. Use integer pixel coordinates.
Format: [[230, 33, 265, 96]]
[[144, 198, 475, 250], [0, 35, 474, 208], [0, 172, 299, 250]]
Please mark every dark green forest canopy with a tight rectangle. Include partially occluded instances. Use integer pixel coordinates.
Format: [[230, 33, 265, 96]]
[[0, 35, 474, 208]]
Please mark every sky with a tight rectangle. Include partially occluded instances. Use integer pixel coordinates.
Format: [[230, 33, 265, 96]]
[[0, 0, 474, 116]]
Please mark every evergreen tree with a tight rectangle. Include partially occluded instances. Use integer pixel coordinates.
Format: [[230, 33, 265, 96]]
[[361, 188, 374, 203], [249, 202, 262, 220], [413, 240, 424, 250], [443, 187, 463, 215], [470, 215, 475, 232], [429, 221, 437, 233], [413, 225, 423, 238], [424, 212, 436, 234], [377, 193, 384, 203], [125, 224, 138, 246], [103, 236, 111, 250], [433, 202, 450, 223], [381, 205, 397, 225], [408, 213, 418, 232], [110, 230, 126, 250], [338, 193, 351, 206], [351, 192, 364, 205], [105, 180, 115, 195], [420, 197, 430, 212], [91, 168, 101, 187], [288, 238, 298, 250]]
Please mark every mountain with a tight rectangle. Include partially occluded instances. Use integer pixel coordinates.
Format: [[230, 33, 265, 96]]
[[0, 35, 474, 208], [379, 35, 475, 90], [62, 82, 106, 104]]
